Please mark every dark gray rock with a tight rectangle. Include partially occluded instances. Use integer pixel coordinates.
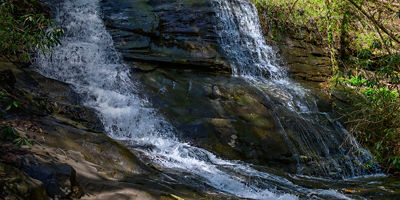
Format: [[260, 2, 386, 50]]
[[101, 0, 231, 72], [136, 69, 298, 171], [3, 65, 105, 133], [0, 163, 48, 200], [17, 155, 82, 199]]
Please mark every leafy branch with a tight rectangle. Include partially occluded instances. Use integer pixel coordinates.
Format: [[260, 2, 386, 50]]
[[0, 0, 64, 62]]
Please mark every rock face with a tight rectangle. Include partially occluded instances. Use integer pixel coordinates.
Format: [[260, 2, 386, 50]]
[[0, 58, 239, 200], [279, 38, 332, 82], [136, 69, 298, 171], [101, 0, 331, 80], [257, 12, 332, 82], [18, 155, 82, 199], [101, 0, 230, 72]]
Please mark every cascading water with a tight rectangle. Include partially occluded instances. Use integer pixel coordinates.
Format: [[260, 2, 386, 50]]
[[213, 0, 379, 178], [32, 0, 382, 199], [32, 0, 301, 199]]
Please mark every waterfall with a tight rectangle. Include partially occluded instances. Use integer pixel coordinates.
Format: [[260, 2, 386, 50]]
[[32, 0, 378, 199], [213, 0, 379, 178], [214, 0, 286, 79], [33, 0, 299, 199]]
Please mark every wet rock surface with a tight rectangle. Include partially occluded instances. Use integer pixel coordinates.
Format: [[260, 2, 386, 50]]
[[101, 0, 230, 72], [135, 67, 379, 178], [276, 37, 332, 82], [0, 59, 234, 199], [136, 69, 306, 172], [257, 15, 332, 83]]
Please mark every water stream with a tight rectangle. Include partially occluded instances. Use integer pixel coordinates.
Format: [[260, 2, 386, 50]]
[[33, 0, 392, 199], [214, 0, 378, 178]]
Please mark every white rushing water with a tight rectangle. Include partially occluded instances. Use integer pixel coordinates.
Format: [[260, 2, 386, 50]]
[[33, 0, 370, 199], [214, 0, 378, 178]]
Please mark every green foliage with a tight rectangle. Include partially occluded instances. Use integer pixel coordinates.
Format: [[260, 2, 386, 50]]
[[1, 125, 16, 140], [0, 89, 18, 116], [0, 90, 30, 147], [0, 0, 64, 62], [253, 0, 400, 65], [13, 135, 32, 147], [346, 76, 367, 86], [357, 49, 372, 59], [333, 74, 400, 171], [253, 0, 350, 43], [334, 46, 400, 171], [1, 125, 32, 147]]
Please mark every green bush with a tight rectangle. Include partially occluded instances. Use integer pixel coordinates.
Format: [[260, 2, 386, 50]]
[[1, 125, 32, 147], [0, 0, 63, 62], [333, 75, 400, 171]]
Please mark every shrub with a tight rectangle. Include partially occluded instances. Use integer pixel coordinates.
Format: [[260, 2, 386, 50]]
[[333, 74, 400, 171], [0, 0, 63, 62]]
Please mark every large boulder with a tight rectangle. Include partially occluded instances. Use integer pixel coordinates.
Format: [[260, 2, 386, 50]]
[[16, 155, 83, 199]]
